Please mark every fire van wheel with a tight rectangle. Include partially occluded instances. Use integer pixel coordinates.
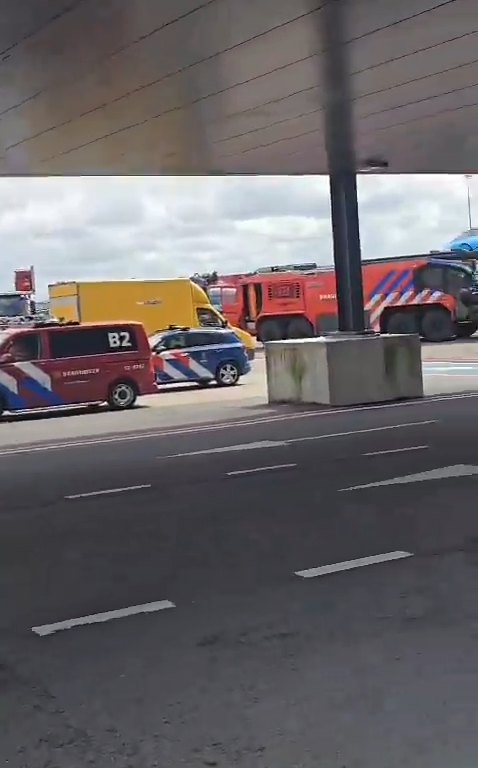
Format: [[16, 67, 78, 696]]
[[258, 319, 282, 342], [107, 380, 137, 410], [384, 310, 418, 335], [420, 308, 455, 343], [286, 318, 314, 338], [215, 361, 240, 387]]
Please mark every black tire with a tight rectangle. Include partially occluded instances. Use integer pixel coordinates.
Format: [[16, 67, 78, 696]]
[[456, 322, 478, 339], [420, 308, 455, 342], [384, 310, 418, 335], [258, 319, 282, 342], [0, 395, 5, 418], [287, 317, 314, 338], [107, 380, 137, 410], [215, 360, 240, 387]]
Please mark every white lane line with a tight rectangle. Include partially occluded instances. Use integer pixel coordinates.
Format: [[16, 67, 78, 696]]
[[65, 484, 151, 499], [32, 600, 175, 636], [295, 551, 413, 579], [2, 392, 476, 458], [363, 445, 428, 456], [158, 420, 437, 460], [226, 463, 296, 476]]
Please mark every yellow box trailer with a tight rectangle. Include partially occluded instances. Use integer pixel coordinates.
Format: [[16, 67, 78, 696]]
[[48, 278, 255, 355]]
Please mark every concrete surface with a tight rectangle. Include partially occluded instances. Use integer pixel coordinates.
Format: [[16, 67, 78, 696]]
[[3, 395, 478, 766]]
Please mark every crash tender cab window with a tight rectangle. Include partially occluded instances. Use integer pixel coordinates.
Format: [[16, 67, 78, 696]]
[[48, 326, 138, 358]]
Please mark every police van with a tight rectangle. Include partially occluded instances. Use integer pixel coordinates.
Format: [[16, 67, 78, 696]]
[[0, 319, 156, 417], [149, 326, 251, 387]]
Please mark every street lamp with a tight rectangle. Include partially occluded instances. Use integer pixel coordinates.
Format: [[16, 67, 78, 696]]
[[465, 174, 473, 230]]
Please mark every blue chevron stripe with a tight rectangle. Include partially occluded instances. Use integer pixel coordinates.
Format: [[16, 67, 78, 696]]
[[22, 377, 64, 406]]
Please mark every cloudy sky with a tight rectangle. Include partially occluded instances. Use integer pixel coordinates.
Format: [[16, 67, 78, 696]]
[[0, 174, 475, 298]]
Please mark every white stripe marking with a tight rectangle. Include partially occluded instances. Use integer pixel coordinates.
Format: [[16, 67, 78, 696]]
[[363, 445, 428, 456], [412, 289, 429, 304], [396, 290, 413, 305], [65, 484, 151, 499], [32, 600, 175, 636], [295, 551, 413, 579], [425, 365, 478, 370], [370, 292, 399, 325], [0, 369, 19, 394], [227, 463, 296, 476], [14, 361, 52, 390], [187, 357, 214, 380], [161, 359, 186, 381], [364, 294, 382, 311], [158, 421, 437, 460]]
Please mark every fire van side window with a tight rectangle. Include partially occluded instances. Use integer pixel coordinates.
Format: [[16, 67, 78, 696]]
[[6, 332, 41, 362], [48, 326, 139, 358]]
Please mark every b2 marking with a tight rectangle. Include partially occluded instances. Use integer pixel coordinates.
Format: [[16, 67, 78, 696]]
[[108, 331, 132, 348]]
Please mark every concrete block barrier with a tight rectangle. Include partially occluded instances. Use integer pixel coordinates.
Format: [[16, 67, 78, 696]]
[[265, 333, 423, 406]]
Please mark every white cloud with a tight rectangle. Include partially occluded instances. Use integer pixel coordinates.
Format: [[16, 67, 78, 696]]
[[0, 174, 475, 298]]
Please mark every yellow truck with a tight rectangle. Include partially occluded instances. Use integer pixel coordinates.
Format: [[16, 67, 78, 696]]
[[48, 278, 255, 357]]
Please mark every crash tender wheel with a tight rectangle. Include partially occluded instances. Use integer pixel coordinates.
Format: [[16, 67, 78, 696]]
[[215, 361, 240, 387], [107, 380, 137, 410]]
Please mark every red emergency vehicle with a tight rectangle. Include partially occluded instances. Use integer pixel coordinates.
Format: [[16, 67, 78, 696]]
[[238, 253, 478, 343], [208, 264, 320, 330], [0, 319, 156, 417]]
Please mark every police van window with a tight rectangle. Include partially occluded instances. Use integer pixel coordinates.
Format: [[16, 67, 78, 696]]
[[7, 332, 41, 362], [159, 333, 187, 350], [196, 308, 222, 327], [186, 332, 217, 347], [48, 325, 138, 358]]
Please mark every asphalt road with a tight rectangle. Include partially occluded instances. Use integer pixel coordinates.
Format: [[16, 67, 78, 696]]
[[4, 395, 478, 766]]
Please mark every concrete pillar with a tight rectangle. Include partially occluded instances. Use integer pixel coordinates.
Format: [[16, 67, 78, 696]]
[[320, 0, 366, 332]]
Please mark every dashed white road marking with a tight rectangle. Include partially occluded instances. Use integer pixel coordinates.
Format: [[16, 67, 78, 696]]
[[32, 600, 175, 636], [363, 445, 428, 456], [157, 420, 437, 460], [226, 463, 296, 476], [295, 551, 413, 579], [65, 484, 151, 499]]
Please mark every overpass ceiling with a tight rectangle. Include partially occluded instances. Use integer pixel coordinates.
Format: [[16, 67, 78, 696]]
[[0, 0, 477, 176]]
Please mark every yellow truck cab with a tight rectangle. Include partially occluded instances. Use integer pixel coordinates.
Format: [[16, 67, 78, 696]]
[[48, 278, 255, 359]]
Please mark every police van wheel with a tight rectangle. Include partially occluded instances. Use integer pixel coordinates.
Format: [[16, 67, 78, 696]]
[[107, 381, 137, 410], [216, 361, 240, 387]]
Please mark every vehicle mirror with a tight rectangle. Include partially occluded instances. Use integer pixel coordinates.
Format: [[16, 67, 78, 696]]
[[0, 353, 13, 364], [221, 318, 228, 327]]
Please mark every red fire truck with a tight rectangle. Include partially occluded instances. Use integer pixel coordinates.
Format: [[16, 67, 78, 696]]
[[237, 253, 478, 343]]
